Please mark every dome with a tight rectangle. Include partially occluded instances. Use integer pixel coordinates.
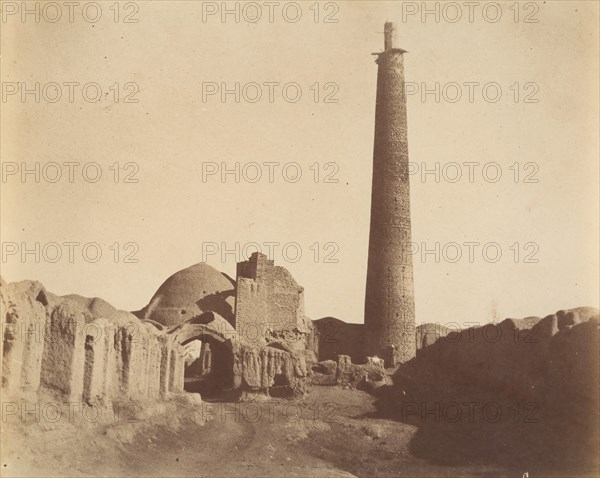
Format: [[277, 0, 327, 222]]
[[137, 263, 236, 328]]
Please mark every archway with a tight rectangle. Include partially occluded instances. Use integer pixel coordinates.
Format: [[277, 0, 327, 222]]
[[182, 334, 233, 398], [169, 312, 237, 399], [265, 341, 296, 398]]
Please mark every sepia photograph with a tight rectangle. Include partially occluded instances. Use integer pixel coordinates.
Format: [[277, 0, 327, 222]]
[[1, 1, 599, 477]]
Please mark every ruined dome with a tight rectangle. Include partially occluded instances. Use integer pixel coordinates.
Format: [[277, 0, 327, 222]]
[[136, 263, 236, 328]]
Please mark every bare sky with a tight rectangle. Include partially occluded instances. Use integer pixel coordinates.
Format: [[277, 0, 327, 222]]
[[1, 1, 599, 326]]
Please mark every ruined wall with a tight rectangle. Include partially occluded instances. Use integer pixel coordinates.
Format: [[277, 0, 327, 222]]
[[312, 317, 364, 363], [235, 253, 313, 352], [416, 323, 453, 353], [377, 308, 599, 472], [1, 272, 312, 402], [232, 343, 307, 396], [308, 354, 387, 390], [1, 279, 48, 394], [1, 279, 186, 403]]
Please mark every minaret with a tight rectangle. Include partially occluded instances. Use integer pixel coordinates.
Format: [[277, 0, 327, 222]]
[[364, 22, 416, 366]]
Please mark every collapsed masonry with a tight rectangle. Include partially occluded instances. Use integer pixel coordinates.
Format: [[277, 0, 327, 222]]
[[9, 249, 594, 407], [132, 252, 381, 397], [134, 252, 314, 398], [2, 23, 416, 404], [1, 252, 387, 405]]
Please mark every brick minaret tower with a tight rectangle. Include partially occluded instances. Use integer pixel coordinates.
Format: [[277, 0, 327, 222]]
[[364, 22, 416, 366]]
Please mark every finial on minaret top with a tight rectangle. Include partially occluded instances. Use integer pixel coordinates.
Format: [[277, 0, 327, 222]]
[[372, 21, 406, 57], [384, 21, 396, 51]]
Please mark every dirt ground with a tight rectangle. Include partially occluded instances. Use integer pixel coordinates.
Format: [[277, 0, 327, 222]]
[[0, 386, 559, 478]]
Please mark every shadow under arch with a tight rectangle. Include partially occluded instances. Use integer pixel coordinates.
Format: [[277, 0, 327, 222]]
[[264, 341, 297, 398], [169, 311, 238, 399]]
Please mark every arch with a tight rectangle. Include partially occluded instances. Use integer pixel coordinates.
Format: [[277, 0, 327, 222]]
[[169, 311, 238, 346], [169, 312, 237, 398]]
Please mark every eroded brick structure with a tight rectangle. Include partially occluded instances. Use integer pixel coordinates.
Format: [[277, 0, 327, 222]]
[[1, 279, 187, 403], [1, 25, 421, 407], [235, 252, 313, 351]]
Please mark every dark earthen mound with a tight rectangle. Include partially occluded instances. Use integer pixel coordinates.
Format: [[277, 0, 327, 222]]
[[375, 308, 600, 476]]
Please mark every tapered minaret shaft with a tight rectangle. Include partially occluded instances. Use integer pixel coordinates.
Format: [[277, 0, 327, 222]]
[[364, 22, 416, 366]]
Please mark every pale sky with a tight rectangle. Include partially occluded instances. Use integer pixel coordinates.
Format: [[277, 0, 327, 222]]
[[1, 1, 599, 326]]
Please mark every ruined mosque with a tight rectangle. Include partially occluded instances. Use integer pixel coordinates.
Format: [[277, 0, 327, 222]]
[[3, 21, 599, 477], [1, 23, 422, 401]]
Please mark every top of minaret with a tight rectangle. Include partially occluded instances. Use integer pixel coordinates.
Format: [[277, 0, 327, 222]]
[[373, 21, 407, 57], [384, 21, 396, 51]]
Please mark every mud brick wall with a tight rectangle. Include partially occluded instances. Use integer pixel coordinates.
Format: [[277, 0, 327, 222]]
[[1, 280, 48, 394], [232, 343, 307, 394], [41, 302, 86, 400], [416, 323, 453, 352], [312, 318, 365, 363], [235, 253, 308, 349], [1, 279, 186, 403]]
